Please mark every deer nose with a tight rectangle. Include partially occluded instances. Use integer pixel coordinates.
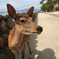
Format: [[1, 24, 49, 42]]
[[37, 26, 43, 33]]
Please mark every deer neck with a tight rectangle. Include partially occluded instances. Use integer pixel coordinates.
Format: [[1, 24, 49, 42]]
[[14, 24, 24, 40], [8, 24, 24, 49]]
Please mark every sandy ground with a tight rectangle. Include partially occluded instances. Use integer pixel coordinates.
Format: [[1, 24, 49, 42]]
[[46, 11, 59, 17], [17, 13, 59, 59]]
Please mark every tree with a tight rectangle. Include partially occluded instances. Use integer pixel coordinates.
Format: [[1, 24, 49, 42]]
[[40, 0, 46, 4], [40, 0, 59, 11]]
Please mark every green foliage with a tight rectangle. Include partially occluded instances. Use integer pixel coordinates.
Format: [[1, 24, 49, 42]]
[[41, 4, 46, 11], [54, 0, 59, 3], [40, 1, 43, 4], [40, 0, 45, 4], [40, 0, 59, 11]]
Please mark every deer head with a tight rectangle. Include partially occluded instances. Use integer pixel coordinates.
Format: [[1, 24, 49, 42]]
[[7, 4, 43, 35]]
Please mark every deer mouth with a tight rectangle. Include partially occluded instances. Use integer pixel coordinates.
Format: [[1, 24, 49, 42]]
[[32, 31, 42, 35], [23, 31, 33, 35], [23, 30, 43, 35]]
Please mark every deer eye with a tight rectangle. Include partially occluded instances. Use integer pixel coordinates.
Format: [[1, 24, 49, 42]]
[[20, 20, 25, 23]]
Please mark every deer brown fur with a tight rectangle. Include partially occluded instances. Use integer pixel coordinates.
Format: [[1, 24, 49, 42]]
[[7, 4, 43, 59]]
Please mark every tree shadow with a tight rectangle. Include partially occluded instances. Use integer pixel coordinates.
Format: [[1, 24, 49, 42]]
[[26, 34, 56, 59], [36, 48, 56, 59]]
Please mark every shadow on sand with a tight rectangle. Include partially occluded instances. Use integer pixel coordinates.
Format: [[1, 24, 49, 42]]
[[25, 14, 56, 59], [25, 34, 56, 59]]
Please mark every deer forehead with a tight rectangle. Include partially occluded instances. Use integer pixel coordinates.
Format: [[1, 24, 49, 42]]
[[20, 17, 32, 21], [16, 14, 33, 21]]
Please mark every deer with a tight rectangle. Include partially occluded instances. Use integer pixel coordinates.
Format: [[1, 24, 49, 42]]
[[7, 4, 43, 59]]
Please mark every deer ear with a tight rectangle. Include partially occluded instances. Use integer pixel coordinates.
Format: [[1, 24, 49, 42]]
[[27, 6, 34, 17], [7, 4, 16, 19]]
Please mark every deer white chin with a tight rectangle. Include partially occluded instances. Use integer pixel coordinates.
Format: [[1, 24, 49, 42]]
[[22, 31, 32, 35], [22, 31, 39, 35]]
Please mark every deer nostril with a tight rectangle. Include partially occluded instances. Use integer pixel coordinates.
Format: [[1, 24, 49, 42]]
[[37, 26, 43, 32]]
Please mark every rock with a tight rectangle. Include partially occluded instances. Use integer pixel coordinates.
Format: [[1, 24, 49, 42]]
[[0, 47, 15, 59], [0, 15, 3, 20], [0, 33, 8, 46], [0, 20, 7, 33], [6, 19, 15, 29], [0, 37, 4, 48], [3, 15, 10, 21], [0, 53, 7, 59], [4, 28, 10, 34]]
